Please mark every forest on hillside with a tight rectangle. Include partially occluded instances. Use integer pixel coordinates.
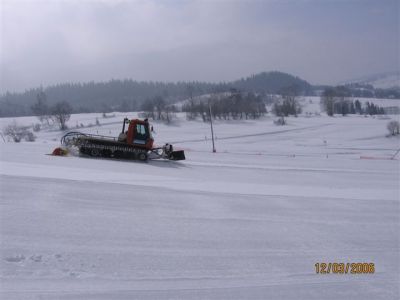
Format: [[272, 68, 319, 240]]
[[1, 71, 398, 117], [0, 72, 312, 117]]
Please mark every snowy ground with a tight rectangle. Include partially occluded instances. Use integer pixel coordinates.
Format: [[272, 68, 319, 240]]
[[0, 111, 399, 299]]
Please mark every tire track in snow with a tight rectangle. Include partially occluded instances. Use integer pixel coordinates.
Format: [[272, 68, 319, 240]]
[[182, 160, 395, 175], [170, 123, 334, 144]]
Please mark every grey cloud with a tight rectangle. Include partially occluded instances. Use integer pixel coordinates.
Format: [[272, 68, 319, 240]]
[[1, 0, 398, 93]]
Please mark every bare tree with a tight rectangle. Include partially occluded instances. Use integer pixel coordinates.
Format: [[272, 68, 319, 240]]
[[163, 105, 177, 123], [320, 88, 336, 116], [153, 96, 165, 120], [387, 120, 400, 136], [272, 85, 301, 117], [51, 101, 72, 130], [3, 121, 22, 142], [3, 121, 36, 142], [31, 90, 52, 126], [140, 99, 155, 119]]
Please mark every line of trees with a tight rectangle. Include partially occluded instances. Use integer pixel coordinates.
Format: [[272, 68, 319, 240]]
[[321, 86, 385, 116], [182, 91, 267, 122], [2, 72, 398, 118], [0, 81, 220, 117], [0, 71, 315, 117]]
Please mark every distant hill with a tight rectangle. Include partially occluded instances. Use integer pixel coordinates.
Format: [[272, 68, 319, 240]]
[[232, 71, 313, 95], [341, 71, 400, 89], [0, 71, 313, 117], [335, 71, 400, 99]]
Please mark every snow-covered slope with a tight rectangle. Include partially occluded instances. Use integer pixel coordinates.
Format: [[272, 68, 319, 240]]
[[342, 71, 400, 89], [0, 112, 399, 299]]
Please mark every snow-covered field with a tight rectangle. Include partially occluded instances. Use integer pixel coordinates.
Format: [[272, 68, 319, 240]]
[[0, 111, 399, 299]]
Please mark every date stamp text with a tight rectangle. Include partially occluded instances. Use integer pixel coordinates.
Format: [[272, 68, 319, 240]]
[[315, 262, 375, 274]]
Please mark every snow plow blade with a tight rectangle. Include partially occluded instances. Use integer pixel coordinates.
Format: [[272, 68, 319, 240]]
[[169, 150, 185, 161]]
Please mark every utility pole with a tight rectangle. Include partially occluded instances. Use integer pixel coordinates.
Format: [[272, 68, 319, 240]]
[[208, 99, 216, 153]]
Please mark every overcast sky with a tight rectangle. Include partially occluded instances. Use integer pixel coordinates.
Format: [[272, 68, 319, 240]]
[[0, 0, 398, 93]]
